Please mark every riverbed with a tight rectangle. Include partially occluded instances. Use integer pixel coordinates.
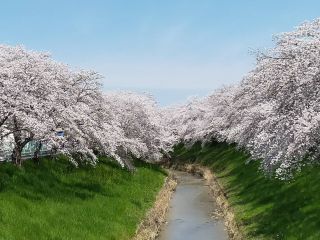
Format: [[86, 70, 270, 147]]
[[157, 171, 228, 240]]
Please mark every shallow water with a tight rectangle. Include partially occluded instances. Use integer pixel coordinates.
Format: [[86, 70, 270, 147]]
[[157, 171, 228, 240]]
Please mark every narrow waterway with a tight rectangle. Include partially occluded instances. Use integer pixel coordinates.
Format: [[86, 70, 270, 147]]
[[157, 171, 228, 240]]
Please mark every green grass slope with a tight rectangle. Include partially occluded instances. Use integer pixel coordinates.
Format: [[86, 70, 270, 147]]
[[172, 141, 320, 240], [0, 156, 166, 240]]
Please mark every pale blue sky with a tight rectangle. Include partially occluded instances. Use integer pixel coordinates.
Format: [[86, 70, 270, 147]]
[[1, 0, 320, 105]]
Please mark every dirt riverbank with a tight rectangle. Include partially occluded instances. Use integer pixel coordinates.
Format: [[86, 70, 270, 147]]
[[133, 174, 177, 240], [134, 163, 243, 240]]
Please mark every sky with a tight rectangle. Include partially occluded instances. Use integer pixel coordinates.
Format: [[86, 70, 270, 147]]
[[1, 0, 320, 105]]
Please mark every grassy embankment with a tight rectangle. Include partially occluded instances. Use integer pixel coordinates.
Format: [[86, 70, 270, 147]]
[[172, 141, 320, 240], [0, 156, 166, 240]]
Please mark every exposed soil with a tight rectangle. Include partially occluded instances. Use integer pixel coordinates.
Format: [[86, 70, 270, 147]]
[[133, 174, 177, 240]]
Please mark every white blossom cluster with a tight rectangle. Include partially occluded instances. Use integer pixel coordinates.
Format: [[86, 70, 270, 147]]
[[0, 45, 175, 168], [165, 19, 320, 179]]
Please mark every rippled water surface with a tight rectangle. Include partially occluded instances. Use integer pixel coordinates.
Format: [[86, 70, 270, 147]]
[[157, 171, 228, 240]]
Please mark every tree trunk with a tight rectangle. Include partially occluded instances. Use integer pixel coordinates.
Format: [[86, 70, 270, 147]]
[[122, 158, 136, 172], [33, 141, 42, 164], [12, 145, 22, 166], [11, 116, 34, 166]]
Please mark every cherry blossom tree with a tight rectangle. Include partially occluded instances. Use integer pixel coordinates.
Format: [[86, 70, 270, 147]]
[[104, 91, 175, 169], [0, 45, 69, 165], [4, 18, 320, 178], [0, 45, 175, 169], [238, 18, 320, 177], [0, 45, 121, 166], [165, 18, 320, 179]]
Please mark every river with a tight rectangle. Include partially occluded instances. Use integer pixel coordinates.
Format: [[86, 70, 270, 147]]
[[157, 171, 228, 240]]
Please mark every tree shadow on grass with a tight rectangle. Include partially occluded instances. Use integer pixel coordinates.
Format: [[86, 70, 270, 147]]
[[0, 155, 167, 204], [173, 141, 320, 239], [0, 157, 122, 203]]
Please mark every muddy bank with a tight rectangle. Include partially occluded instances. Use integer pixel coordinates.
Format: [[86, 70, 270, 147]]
[[175, 164, 243, 240], [157, 171, 228, 240], [133, 174, 177, 240]]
